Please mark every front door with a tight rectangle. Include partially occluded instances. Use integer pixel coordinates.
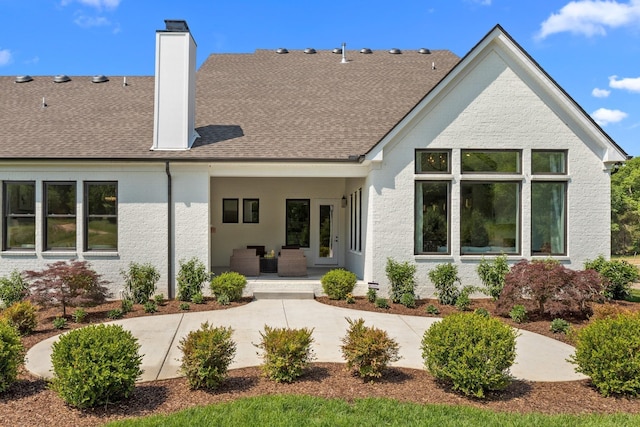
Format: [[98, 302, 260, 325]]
[[314, 199, 339, 265]]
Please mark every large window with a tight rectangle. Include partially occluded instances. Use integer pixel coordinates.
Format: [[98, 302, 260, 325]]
[[85, 182, 117, 251], [460, 182, 520, 254], [285, 199, 310, 247], [44, 182, 76, 250], [415, 182, 449, 254], [531, 151, 567, 255], [3, 181, 35, 250]]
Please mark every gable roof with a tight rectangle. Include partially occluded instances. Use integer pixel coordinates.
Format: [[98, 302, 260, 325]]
[[0, 48, 459, 161]]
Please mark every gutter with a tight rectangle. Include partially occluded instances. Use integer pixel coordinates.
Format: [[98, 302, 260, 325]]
[[165, 161, 174, 299]]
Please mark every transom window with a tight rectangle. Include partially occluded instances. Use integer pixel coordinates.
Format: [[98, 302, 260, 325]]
[[44, 182, 76, 250], [532, 150, 566, 174], [3, 181, 36, 250], [85, 182, 117, 251], [416, 150, 450, 173], [461, 150, 521, 173]]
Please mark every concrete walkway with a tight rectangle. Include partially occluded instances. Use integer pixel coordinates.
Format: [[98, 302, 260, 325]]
[[25, 299, 586, 383]]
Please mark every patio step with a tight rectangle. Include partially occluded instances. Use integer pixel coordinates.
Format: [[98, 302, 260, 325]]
[[253, 290, 315, 300]]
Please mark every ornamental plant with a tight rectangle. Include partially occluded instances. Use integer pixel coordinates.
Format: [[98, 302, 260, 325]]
[[0, 320, 24, 393], [584, 255, 640, 300], [179, 322, 236, 390], [177, 257, 211, 302], [0, 270, 28, 309], [428, 263, 460, 305], [421, 312, 517, 398], [385, 258, 416, 304], [340, 317, 400, 380], [255, 325, 315, 383], [477, 255, 510, 300], [121, 262, 160, 304], [26, 260, 110, 316], [50, 324, 143, 408], [1, 300, 38, 335], [210, 272, 246, 302], [321, 269, 357, 300]]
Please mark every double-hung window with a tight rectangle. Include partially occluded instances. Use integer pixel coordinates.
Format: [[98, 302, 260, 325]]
[[460, 150, 521, 255], [415, 150, 451, 254], [44, 182, 76, 250], [85, 182, 118, 251], [3, 181, 36, 250], [531, 150, 567, 255]]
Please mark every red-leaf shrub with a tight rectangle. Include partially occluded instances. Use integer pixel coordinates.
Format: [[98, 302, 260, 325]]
[[496, 260, 603, 319], [25, 261, 111, 316]]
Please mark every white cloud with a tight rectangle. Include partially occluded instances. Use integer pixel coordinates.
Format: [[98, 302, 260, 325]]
[[62, 0, 121, 10], [74, 14, 111, 28], [466, 0, 492, 5], [609, 75, 640, 93], [592, 87, 611, 98], [591, 107, 628, 126], [537, 0, 640, 39], [0, 49, 12, 66]]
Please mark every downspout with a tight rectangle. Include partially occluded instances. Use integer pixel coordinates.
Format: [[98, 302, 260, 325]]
[[165, 161, 174, 299]]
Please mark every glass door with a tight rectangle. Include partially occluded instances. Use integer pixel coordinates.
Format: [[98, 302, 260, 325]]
[[315, 200, 339, 265]]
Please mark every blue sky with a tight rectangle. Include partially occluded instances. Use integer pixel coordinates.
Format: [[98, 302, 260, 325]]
[[1, 0, 639, 155]]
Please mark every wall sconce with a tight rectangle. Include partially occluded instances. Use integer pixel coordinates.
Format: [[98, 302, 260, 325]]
[[341, 196, 347, 208]]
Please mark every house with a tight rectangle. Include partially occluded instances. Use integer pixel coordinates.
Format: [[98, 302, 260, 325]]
[[0, 21, 627, 299]]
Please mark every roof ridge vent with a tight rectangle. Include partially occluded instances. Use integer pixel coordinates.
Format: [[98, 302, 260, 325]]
[[418, 48, 431, 54], [15, 75, 33, 83], [360, 48, 372, 54], [332, 47, 342, 54], [92, 75, 109, 83], [304, 48, 316, 54], [389, 48, 402, 54], [276, 48, 289, 54], [53, 75, 71, 83]]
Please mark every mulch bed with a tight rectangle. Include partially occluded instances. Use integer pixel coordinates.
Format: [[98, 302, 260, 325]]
[[2, 296, 640, 426]]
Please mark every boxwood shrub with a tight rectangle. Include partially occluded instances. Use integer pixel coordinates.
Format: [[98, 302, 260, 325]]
[[210, 272, 246, 302], [421, 312, 517, 398], [50, 324, 143, 408], [0, 320, 24, 393], [179, 322, 236, 390], [321, 269, 357, 300], [255, 326, 315, 383]]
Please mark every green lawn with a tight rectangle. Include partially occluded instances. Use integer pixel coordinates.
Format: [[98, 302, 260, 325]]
[[105, 395, 639, 427]]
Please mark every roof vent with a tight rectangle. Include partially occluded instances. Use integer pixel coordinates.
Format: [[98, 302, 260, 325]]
[[276, 48, 289, 54], [360, 48, 372, 54], [15, 75, 33, 83], [418, 48, 431, 54], [92, 75, 109, 83], [332, 47, 342, 54], [389, 48, 402, 54], [53, 75, 71, 83], [303, 48, 316, 54]]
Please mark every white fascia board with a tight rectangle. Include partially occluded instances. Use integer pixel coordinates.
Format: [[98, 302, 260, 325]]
[[208, 162, 370, 178]]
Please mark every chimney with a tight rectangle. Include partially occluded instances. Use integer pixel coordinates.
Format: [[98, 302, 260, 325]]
[[152, 20, 199, 150]]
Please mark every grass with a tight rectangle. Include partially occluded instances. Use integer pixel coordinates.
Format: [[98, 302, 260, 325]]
[[627, 288, 640, 303], [105, 395, 640, 427]]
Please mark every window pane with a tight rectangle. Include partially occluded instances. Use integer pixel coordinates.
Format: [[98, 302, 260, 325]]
[[286, 199, 310, 247], [46, 183, 76, 215], [223, 199, 238, 223], [462, 150, 521, 173], [46, 218, 76, 249], [6, 217, 35, 249], [87, 218, 118, 250], [532, 182, 566, 255], [243, 199, 259, 223], [461, 182, 519, 254], [415, 182, 449, 254], [87, 183, 117, 215], [86, 182, 117, 251], [4, 182, 35, 250], [532, 151, 566, 174], [6, 183, 35, 215], [416, 150, 450, 173]]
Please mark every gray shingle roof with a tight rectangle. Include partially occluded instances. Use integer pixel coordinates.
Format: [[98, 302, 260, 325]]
[[0, 49, 460, 161]]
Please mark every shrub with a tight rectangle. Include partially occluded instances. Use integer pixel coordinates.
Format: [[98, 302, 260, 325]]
[[584, 255, 640, 300], [72, 308, 87, 323], [375, 298, 389, 309], [107, 309, 123, 320], [345, 293, 356, 304], [177, 257, 210, 302], [0, 320, 24, 393], [366, 288, 377, 303], [385, 258, 416, 304], [455, 286, 475, 312], [179, 322, 236, 390], [121, 298, 134, 313], [2, 300, 37, 335], [474, 307, 490, 318], [26, 260, 110, 316], [143, 300, 157, 313], [428, 263, 460, 305], [341, 318, 401, 380], [0, 270, 28, 309], [153, 294, 165, 306], [590, 303, 631, 321], [509, 305, 527, 323], [570, 313, 640, 396], [50, 324, 143, 408], [421, 312, 517, 398], [425, 304, 440, 315], [216, 293, 230, 306], [496, 260, 603, 319], [191, 292, 205, 304], [52, 317, 67, 329], [179, 302, 190, 310], [550, 318, 570, 334], [399, 292, 416, 308], [210, 272, 246, 302], [321, 269, 357, 300], [477, 255, 510, 300], [121, 262, 160, 304], [255, 325, 315, 383]]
